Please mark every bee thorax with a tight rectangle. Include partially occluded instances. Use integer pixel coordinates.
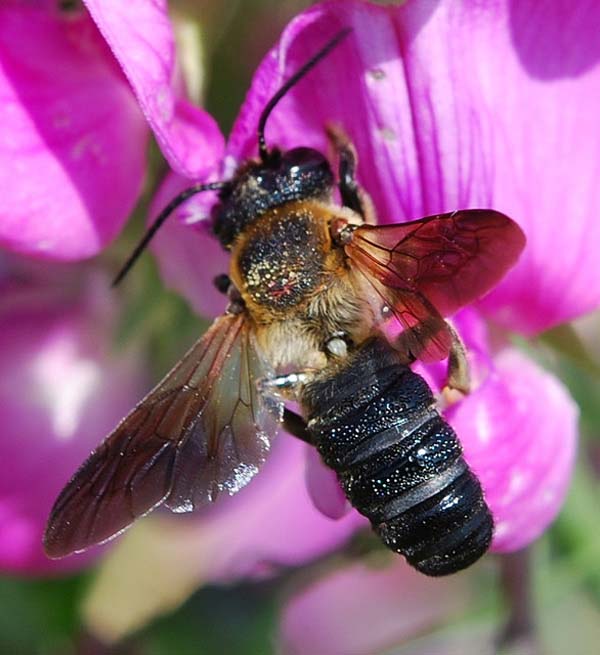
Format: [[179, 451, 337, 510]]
[[232, 206, 329, 314]]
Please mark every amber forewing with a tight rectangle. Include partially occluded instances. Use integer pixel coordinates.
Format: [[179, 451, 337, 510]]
[[345, 210, 526, 361], [43, 313, 282, 558]]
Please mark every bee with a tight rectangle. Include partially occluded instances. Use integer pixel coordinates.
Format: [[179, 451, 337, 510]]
[[44, 30, 525, 576]]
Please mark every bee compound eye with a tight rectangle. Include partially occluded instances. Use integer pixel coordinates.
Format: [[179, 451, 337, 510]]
[[282, 147, 331, 176]]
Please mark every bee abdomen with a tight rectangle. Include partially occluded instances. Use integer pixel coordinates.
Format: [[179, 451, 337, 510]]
[[302, 337, 493, 576]]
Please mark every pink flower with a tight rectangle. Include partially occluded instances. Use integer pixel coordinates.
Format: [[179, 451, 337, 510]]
[[0, 257, 146, 575], [279, 557, 472, 655], [15, 0, 593, 636], [0, 0, 221, 260], [147, 0, 594, 558]]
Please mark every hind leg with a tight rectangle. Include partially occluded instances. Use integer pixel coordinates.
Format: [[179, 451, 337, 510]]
[[445, 320, 471, 395]]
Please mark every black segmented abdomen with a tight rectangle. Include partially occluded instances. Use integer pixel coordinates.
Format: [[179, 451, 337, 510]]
[[301, 337, 493, 576]]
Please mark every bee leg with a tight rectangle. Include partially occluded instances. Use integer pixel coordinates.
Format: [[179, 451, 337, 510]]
[[213, 274, 247, 313], [283, 408, 315, 445], [326, 125, 376, 223], [258, 373, 315, 445], [441, 321, 471, 408], [257, 371, 314, 401], [213, 274, 231, 294], [393, 320, 470, 399]]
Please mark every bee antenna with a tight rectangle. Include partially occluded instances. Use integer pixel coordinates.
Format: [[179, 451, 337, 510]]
[[111, 181, 227, 287], [257, 27, 351, 162]]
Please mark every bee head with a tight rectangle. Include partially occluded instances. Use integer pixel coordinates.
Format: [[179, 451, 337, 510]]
[[213, 146, 334, 248]]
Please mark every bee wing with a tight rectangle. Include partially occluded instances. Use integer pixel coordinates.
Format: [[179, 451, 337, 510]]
[[346, 210, 525, 361], [43, 313, 283, 558], [354, 271, 453, 362]]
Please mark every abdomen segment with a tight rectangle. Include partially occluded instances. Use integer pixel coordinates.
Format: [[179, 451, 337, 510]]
[[302, 336, 493, 576]]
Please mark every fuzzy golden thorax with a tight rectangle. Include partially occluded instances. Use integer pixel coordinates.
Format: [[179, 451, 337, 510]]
[[229, 199, 373, 370]]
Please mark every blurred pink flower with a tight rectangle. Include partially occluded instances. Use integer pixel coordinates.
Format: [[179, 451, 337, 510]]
[[146, 0, 595, 558], [0, 258, 146, 575], [278, 557, 471, 655], [0, 0, 221, 260]]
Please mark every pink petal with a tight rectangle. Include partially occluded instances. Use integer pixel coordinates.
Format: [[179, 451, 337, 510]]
[[229, 0, 600, 332], [278, 558, 469, 655], [448, 347, 578, 552], [0, 263, 147, 575], [304, 447, 351, 520], [149, 171, 229, 318], [83, 0, 224, 178], [201, 434, 365, 580], [0, 3, 148, 260]]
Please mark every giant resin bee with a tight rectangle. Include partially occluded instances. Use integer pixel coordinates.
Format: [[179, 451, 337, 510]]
[[44, 30, 525, 575]]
